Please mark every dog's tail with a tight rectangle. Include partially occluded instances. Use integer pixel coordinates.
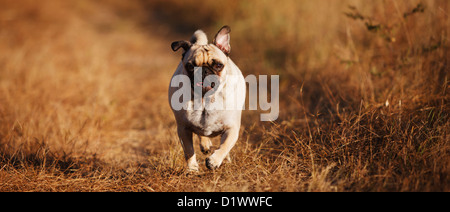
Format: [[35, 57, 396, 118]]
[[190, 30, 208, 45]]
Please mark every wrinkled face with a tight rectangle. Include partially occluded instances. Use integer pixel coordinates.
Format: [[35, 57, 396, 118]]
[[182, 44, 228, 95], [172, 26, 232, 96]]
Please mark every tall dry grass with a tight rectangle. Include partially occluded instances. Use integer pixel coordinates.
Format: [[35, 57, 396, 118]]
[[0, 0, 449, 191]]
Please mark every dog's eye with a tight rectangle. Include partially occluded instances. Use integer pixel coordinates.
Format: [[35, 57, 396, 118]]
[[185, 63, 195, 72], [213, 62, 224, 71]]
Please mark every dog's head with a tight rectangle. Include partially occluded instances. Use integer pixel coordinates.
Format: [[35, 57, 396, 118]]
[[171, 26, 232, 95]]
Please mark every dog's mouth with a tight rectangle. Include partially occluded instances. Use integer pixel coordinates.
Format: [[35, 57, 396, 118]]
[[190, 67, 220, 95], [195, 81, 216, 92]]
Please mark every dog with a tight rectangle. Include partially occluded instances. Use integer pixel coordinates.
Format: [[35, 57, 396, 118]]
[[168, 26, 246, 171]]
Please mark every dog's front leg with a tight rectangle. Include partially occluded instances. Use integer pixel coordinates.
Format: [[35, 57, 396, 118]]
[[206, 127, 239, 170], [177, 127, 199, 172]]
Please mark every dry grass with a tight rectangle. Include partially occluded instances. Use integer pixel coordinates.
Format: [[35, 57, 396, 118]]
[[0, 0, 449, 191]]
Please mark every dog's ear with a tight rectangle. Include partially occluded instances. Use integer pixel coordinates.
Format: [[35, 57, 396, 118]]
[[171, 40, 192, 52], [213, 25, 231, 55]]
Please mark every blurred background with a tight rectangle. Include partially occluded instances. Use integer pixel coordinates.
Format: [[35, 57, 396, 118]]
[[0, 0, 448, 191]]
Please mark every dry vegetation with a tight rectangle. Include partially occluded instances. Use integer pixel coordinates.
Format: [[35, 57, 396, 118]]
[[0, 0, 449, 191]]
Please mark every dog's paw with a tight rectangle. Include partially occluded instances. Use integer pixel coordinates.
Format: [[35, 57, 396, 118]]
[[186, 156, 199, 172], [205, 158, 217, 170], [187, 164, 199, 172], [199, 137, 212, 155], [200, 145, 211, 155], [205, 155, 222, 170]]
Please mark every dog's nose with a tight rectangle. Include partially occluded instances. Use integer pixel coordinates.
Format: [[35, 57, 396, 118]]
[[202, 66, 215, 76]]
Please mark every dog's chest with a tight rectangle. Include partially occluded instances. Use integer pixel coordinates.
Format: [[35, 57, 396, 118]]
[[184, 103, 229, 137]]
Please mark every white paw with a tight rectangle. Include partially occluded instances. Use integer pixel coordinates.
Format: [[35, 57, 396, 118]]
[[200, 139, 212, 155], [187, 155, 199, 172], [205, 154, 222, 170], [187, 163, 199, 172]]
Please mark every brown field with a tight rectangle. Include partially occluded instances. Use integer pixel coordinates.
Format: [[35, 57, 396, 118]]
[[0, 0, 449, 191]]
